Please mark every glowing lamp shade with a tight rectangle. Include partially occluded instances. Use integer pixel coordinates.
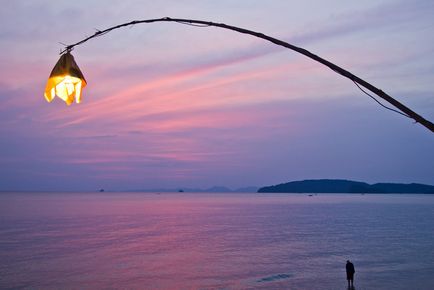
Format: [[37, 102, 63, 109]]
[[44, 52, 87, 105]]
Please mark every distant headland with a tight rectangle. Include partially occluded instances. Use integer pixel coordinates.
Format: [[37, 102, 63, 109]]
[[257, 179, 434, 194]]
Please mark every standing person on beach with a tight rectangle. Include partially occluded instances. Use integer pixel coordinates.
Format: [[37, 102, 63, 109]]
[[346, 260, 355, 288]]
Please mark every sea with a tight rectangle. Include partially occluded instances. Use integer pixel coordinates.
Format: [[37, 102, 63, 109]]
[[0, 192, 433, 290]]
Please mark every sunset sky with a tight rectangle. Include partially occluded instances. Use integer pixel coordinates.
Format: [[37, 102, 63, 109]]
[[1, 0, 433, 191]]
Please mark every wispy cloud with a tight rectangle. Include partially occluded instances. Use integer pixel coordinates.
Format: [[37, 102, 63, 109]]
[[289, 0, 434, 44]]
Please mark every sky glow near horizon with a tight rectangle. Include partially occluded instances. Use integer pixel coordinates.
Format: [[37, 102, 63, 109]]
[[0, 0, 433, 191]]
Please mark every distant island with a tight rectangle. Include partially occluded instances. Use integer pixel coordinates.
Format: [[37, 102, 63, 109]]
[[257, 179, 434, 194]]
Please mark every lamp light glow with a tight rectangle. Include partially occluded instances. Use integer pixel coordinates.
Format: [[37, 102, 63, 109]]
[[44, 52, 86, 105]]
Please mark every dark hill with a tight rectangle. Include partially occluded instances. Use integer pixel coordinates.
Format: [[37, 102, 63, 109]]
[[257, 179, 434, 194]]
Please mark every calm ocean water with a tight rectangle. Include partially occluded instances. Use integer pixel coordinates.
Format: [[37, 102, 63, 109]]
[[0, 192, 433, 290]]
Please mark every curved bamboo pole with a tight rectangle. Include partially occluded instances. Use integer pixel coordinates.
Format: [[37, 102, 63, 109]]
[[61, 17, 434, 132]]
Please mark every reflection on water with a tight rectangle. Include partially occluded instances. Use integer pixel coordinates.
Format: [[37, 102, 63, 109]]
[[0, 193, 433, 289]]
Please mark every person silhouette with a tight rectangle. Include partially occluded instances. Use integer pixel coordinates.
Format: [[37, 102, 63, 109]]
[[346, 260, 355, 288]]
